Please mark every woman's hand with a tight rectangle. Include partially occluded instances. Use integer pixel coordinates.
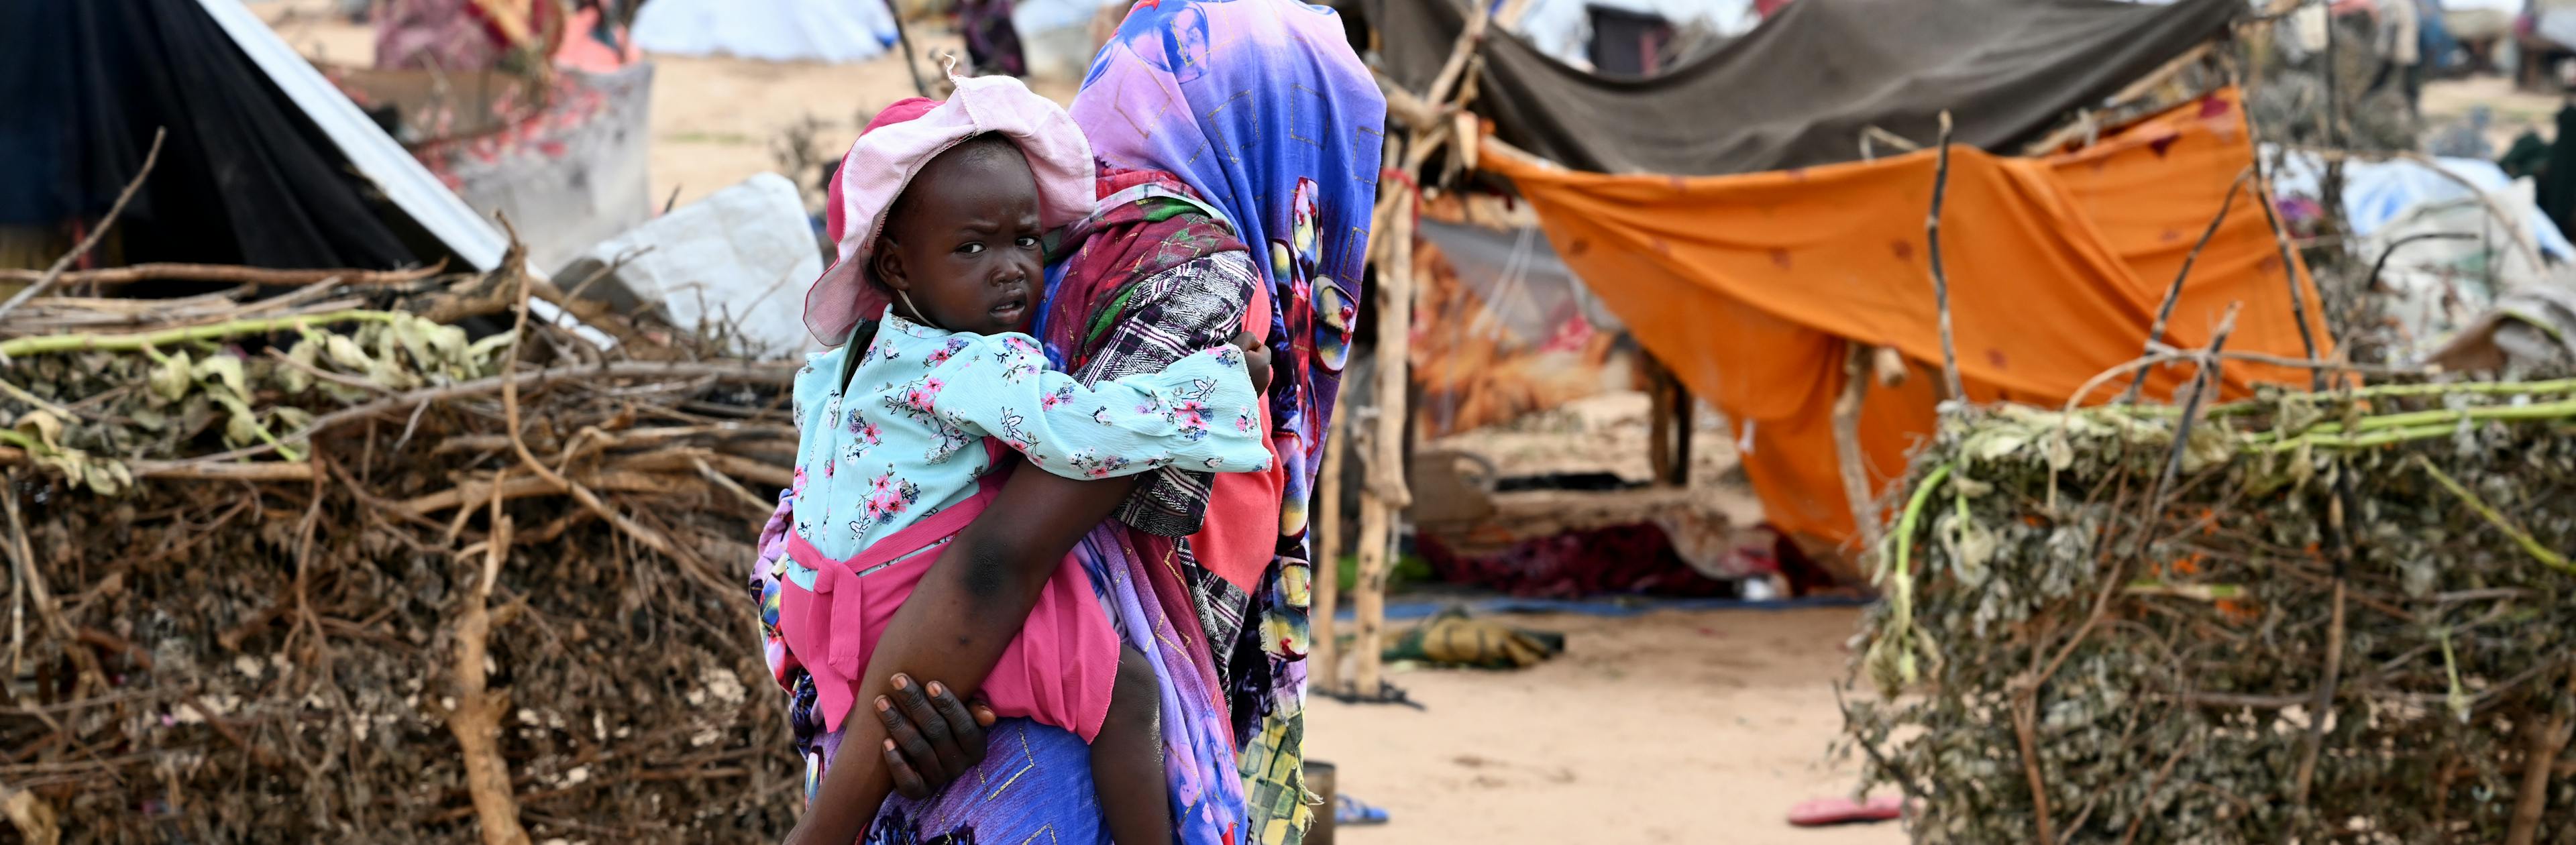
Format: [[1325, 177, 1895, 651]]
[[873, 674, 999, 799]]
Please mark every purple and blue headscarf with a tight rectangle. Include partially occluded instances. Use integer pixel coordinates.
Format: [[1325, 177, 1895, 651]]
[[1074, 0, 1387, 537]]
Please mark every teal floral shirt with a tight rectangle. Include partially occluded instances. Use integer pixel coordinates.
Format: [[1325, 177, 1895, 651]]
[[784, 311, 1270, 583]]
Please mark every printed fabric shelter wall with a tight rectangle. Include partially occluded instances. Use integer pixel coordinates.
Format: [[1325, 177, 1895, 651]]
[[1409, 216, 1639, 438], [1480, 89, 2334, 547]]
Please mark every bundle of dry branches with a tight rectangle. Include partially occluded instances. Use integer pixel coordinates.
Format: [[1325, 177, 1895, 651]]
[[1844, 376, 2576, 844], [0, 242, 804, 843]]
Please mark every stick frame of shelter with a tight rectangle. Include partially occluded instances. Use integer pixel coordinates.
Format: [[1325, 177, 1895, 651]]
[[883, 0, 929, 98], [1926, 112, 1965, 404], [1350, 187, 1416, 703], [2124, 167, 2252, 404], [1344, 0, 1492, 703], [0, 129, 166, 322], [1831, 343, 1882, 571], [1310, 382, 1350, 696]]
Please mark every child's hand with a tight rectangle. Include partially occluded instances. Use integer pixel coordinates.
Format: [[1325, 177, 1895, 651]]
[[1234, 331, 1273, 395]]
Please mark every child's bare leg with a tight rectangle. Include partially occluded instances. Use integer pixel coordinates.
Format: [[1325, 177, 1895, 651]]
[[1093, 644, 1172, 844]]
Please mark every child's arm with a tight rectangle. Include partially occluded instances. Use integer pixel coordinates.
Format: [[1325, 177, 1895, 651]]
[[911, 333, 1271, 480]]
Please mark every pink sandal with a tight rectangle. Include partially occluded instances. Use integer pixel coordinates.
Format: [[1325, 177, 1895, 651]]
[[1786, 795, 1904, 827]]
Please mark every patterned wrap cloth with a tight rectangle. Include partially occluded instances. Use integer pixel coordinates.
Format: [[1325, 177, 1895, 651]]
[[1065, 3, 1385, 842]]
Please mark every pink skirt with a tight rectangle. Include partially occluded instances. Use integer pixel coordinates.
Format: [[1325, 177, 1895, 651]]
[[775, 440, 1120, 742]]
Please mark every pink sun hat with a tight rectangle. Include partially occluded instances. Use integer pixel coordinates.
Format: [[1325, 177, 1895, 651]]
[[802, 73, 1096, 345]]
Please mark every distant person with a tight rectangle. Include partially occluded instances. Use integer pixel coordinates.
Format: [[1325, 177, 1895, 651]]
[[957, 0, 1027, 76], [2430, 104, 2496, 158], [2373, 0, 2425, 114], [2539, 99, 2576, 237]]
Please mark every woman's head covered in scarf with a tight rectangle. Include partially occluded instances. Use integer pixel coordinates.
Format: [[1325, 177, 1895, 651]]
[[1071, 0, 1385, 532], [802, 74, 1096, 346]]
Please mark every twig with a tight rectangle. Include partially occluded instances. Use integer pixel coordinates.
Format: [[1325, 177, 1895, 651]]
[[2367, 232, 2479, 292], [2125, 168, 2251, 404], [0, 129, 166, 321], [2290, 490, 2351, 807], [0, 262, 443, 290], [2155, 303, 2241, 500], [447, 469, 531, 845], [1426, 0, 1497, 109], [1926, 111, 1965, 405], [2507, 670, 2576, 845], [168, 359, 795, 467], [882, 0, 928, 97], [0, 471, 104, 696], [0, 311, 401, 359], [398, 471, 674, 516], [2013, 688, 2055, 844], [1832, 343, 1882, 567], [692, 457, 773, 514], [2241, 108, 2326, 391], [493, 234, 699, 570], [2412, 455, 2575, 575]]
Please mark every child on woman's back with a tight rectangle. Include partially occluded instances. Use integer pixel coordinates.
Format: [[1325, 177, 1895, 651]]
[[756, 76, 1269, 844]]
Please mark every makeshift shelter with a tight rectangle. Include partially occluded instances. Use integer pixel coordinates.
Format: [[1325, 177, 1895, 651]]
[[1483, 89, 2333, 546], [1338, 0, 2324, 559], [0, 0, 432, 272]]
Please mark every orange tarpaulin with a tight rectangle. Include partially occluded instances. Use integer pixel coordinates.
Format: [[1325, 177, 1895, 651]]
[[1480, 89, 2330, 547]]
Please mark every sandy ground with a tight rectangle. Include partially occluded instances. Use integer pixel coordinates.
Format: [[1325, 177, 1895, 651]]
[[2420, 75, 2564, 151], [1308, 608, 1903, 844]]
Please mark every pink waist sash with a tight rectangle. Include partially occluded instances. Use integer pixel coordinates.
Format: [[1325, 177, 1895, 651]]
[[780, 440, 1006, 733]]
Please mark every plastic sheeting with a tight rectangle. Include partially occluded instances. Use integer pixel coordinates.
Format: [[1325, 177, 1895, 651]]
[[562, 173, 824, 359], [1482, 90, 2332, 547], [632, 0, 896, 64], [2270, 150, 2576, 260], [1409, 218, 1638, 437], [2271, 150, 2576, 359], [1371, 0, 2239, 176]]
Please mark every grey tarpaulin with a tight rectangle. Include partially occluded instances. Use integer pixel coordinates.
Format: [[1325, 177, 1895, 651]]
[[1367, 0, 2241, 176]]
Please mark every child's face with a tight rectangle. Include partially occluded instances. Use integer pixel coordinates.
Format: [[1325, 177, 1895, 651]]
[[875, 141, 1046, 336]]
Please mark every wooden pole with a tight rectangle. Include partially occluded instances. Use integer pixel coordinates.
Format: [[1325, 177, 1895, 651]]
[[1310, 385, 1350, 695], [1831, 343, 1881, 571], [1646, 356, 1675, 487], [883, 0, 929, 97], [1926, 111, 1965, 406], [1350, 188, 1417, 701], [1671, 381, 1694, 487]]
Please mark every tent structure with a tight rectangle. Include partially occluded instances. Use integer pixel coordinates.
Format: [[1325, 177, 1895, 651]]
[[1, 0, 429, 272], [1, 0, 600, 340], [631, 0, 900, 64]]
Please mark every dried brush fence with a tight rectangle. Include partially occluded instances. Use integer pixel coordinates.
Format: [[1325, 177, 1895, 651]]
[[0, 247, 805, 843], [1844, 378, 2576, 843]]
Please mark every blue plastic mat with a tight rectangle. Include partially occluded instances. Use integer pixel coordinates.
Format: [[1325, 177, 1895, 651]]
[[1333, 594, 1870, 622]]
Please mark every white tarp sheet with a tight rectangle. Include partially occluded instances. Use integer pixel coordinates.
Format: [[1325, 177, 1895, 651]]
[[563, 173, 824, 359], [633, 0, 898, 64], [2273, 150, 2576, 359]]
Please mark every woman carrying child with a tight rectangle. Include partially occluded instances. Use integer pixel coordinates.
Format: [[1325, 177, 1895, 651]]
[[750, 2, 1383, 843]]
